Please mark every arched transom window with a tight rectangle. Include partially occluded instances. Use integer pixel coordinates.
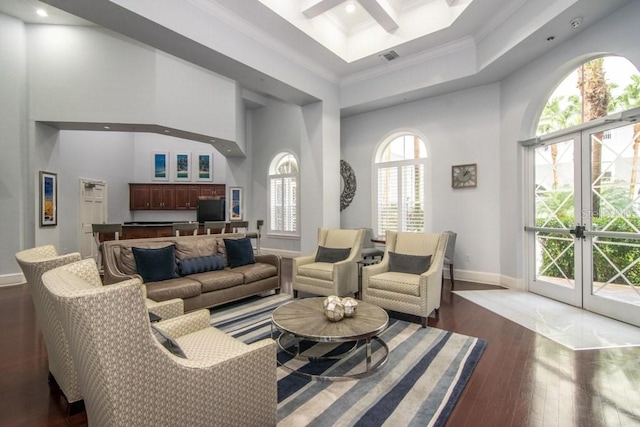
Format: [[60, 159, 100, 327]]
[[374, 133, 427, 236]]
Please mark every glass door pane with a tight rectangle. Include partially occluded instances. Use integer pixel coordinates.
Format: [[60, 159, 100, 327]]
[[528, 136, 583, 306], [583, 123, 640, 326]]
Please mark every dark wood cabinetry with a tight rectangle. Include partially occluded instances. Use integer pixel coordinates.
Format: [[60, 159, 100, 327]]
[[129, 183, 225, 210]]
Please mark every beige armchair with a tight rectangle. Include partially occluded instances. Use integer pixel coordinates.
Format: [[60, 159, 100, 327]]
[[362, 231, 448, 328], [41, 262, 277, 427], [14, 248, 183, 410], [293, 227, 365, 297], [15, 245, 83, 406]]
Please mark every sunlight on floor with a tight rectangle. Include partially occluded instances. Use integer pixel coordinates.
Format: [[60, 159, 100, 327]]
[[453, 289, 640, 350]]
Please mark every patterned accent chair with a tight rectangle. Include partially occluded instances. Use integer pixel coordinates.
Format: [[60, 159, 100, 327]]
[[15, 246, 84, 406], [293, 228, 365, 297], [15, 248, 184, 409], [41, 262, 277, 427], [362, 231, 449, 328]]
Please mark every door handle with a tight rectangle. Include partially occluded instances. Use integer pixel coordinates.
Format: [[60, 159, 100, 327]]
[[569, 225, 585, 239]]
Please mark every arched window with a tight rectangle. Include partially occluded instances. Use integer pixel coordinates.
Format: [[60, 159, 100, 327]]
[[374, 133, 427, 236], [537, 56, 640, 135], [268, 152, 299, 235]]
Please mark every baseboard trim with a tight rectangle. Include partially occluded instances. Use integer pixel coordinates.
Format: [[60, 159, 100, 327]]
[[0, 273, 25, 287], [448, 269, 524, 290]]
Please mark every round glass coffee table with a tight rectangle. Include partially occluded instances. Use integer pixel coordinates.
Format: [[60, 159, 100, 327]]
[[271, 297, 389, 381]]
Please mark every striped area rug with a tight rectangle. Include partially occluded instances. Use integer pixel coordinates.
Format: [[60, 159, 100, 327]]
[[211, 294, 486, 427]]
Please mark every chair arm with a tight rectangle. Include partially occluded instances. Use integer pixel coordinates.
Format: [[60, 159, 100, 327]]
[[150, 338, 278, 425], [153, 310, 211, 338], [255, 253, 280, 268], [146, 298, 184, 320], [293, 254, 316, 270]]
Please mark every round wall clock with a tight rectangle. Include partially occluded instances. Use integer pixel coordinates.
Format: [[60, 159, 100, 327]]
[[451, 163, 477, 188]]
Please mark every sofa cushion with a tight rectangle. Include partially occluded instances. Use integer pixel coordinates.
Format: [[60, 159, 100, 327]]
[[224, 237, 256, 268], [175, 238, 217, 261], [145, 277, 202, 301], [178, 255, 224, 276], [232, 262, 278, 284], [132, 245, 179, 282], [315, 246, 351, 263], [189, 269, 245, 293], [297, 262, 334, 281], [388, 252, 432, 275], [119, 242, 174, 276], [369, 271, 421, 296]]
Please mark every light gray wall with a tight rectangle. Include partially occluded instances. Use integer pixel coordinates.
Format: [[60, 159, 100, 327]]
[[27, 25, 237, 142], [0, 14, 28, 284], [341, 83, 502, 283], [250, 98, 305, 255]]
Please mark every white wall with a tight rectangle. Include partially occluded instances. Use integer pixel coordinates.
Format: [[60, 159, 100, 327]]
[[27, 25, 238, 143], [341, 84, 502, 284], [0, 14, 28, 284]]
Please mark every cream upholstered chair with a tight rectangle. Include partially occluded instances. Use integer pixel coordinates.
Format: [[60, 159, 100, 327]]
[[41, 262, 277, 427], [15, 245, 84, 407], [14, 249, 184, 409], [293, 227, 365, 297], [362, 231, 449, 328]]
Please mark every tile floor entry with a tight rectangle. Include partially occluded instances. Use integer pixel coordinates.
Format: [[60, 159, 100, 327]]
[[453, 289, 640, 350]]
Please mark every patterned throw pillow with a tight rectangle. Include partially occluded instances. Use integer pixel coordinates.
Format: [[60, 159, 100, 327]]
[[132, 245, 178, 282], [178, 255, 224, 276], [388, 252, 432, 275], [224, 237, 256, 268], [315, 246, 351, 263], [151, 325, 186, 358]]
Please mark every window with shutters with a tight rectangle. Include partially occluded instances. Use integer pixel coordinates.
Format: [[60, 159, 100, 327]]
[[268, 152, 299, 236], [374, 133, 427, 237]]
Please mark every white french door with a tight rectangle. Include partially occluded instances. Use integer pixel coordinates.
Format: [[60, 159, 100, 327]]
[[525, 120, 640, 327], [80, 180, 107, 260]]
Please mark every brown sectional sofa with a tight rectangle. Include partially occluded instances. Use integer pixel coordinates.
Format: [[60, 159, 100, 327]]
[[102, 233, 280, 312]]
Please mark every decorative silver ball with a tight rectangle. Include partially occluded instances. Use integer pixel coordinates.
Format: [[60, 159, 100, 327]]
[[341, 297, 358, 317], [323, 295, 341, 309], [324, 301, 345, 322]]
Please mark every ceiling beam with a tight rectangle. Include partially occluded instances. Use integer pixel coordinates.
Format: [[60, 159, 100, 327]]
[[357, 0, 398, 32], [302, 0, 346, 19]]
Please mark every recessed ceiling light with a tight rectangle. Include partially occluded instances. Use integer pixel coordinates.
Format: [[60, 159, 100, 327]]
[[210, 139, 216, 143], [36, 8, 48, 17], [103, 125, 111, 130], [164, 129, 171, 133], [345, 3, 356, 14]]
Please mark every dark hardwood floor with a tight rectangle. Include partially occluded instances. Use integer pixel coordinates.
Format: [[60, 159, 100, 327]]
[[2, 258, 639, 426]]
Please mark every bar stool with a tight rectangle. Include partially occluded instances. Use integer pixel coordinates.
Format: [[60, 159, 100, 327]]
[[92, 223, 122, 272], [172, 222, 199, 236], [204, 221, 227, 235], [229, 220, 249, 233], [245, 219, 264, 254]]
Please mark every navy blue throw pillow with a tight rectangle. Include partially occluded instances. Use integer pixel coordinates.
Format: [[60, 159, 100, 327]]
[[315, 246, 351, 263], [388, 252, 432, 275], [178, 255, 224, 275], [224, 237, 255, 268], [132, 245, 178, 283]]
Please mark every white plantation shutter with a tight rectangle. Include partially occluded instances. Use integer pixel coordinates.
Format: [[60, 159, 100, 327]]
[[374, 134, 427, 236], [377, 166, 398, 236], [269, 153, 299, 235]]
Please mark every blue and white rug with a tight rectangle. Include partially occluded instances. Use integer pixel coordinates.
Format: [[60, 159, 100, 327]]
[[211, 294, 486, 427]]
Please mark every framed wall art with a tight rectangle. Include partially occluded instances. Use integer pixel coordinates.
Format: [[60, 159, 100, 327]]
[[152, 151, 169, 181], [174, 152, 191, 181], [40, 171, 57, 226], [196, 153, 213, 182], [229, 187, 243, 220]]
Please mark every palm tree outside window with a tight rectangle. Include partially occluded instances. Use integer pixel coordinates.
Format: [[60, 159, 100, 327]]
[[374, 133, 427, 237], [268, 152, 299, 235]]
